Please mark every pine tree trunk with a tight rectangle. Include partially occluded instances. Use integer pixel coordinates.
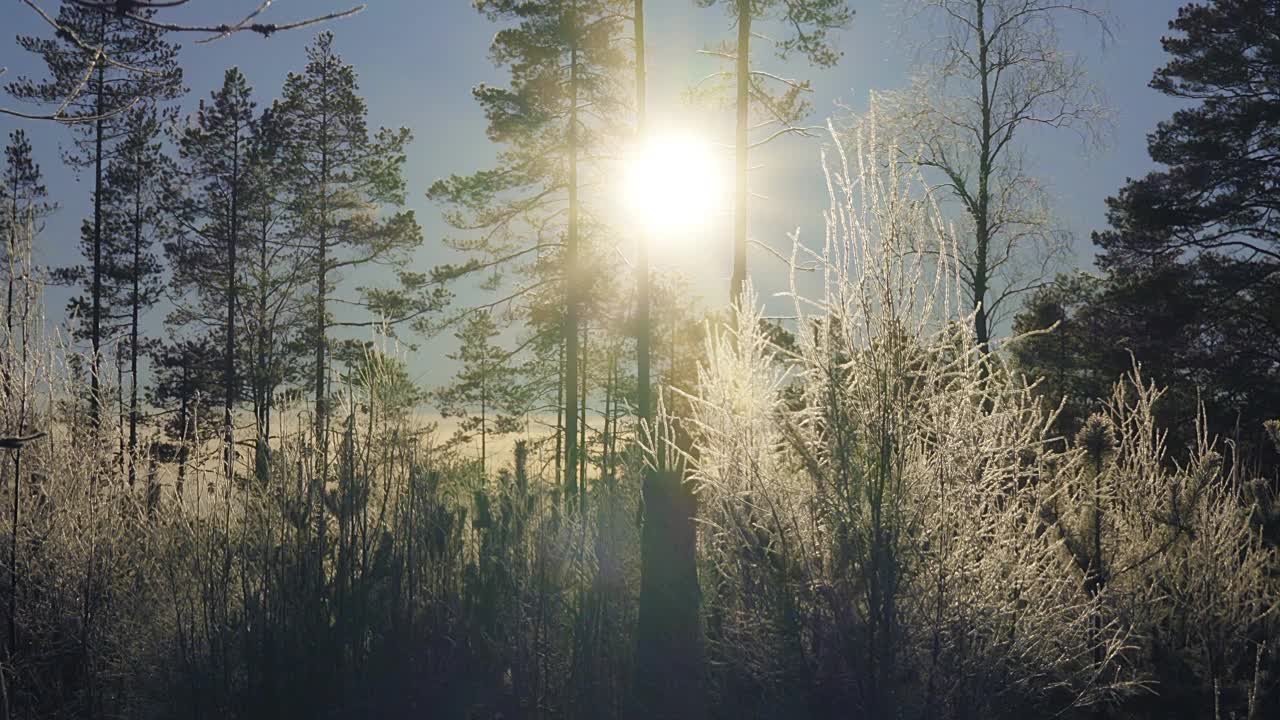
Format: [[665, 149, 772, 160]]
[[90, 60, 105, 430], [8, 445, 20, 658], [635, 0, 648, 427], [117, 353, 125, 476], [730, 0, 751, 305], [4, 181, 16, 402], [255, 216, 271, 483], [555, 336, 564, 504], [315, 154, 330, 470], [480, 360, 487, 476], [563, 12, 582, 510], [634, 3, 705, 715], [579, 322, 589, 508], [176, 389, 189, 500], [224, 131, 241, 483], [602, 355, 614, 485], [313, 68, 333, 673], [636, 469, 704, 720], [128, 181, 142, 488]]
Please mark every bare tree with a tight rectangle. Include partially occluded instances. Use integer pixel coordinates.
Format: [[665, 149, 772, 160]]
[[874, 0, 1109, 352]]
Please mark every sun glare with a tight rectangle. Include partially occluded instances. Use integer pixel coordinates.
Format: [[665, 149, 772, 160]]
[[624, 131, 724, 233]]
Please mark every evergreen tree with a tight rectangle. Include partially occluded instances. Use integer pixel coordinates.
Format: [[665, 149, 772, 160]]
[[242, 104, 308, 481], [1009, 271, 1114, 442], [1098, 0, 1280, 270], [168, 67, 257, 482], [102, 107, 171, 486], [273, 29, 428, 497], [1090, 0, 1280, 448], [695, 0, 851, 303], [0, 130, 55, 401], [9, 3, 182, 425], [428, 0, 627, 506], [1070, 0, 1280, 469], [148, 336, 224, 502], [435, 311, 523, 475], [58, 107, 170, 483]]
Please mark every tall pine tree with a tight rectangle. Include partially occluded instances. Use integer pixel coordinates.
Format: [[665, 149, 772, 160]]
[[242, 104, 307, 481], [169, 67, 257, 482], [102, 106, 171, 486], [435, 310, 524, 474], [9, 4, 181, 425], [1, 131, 55, 402], [695, 0, 850, 303], [148, 336, 224, 501], [428, 0, 628, 505], [1090, 0, 1280, 468], [274, 30, 427, 488]]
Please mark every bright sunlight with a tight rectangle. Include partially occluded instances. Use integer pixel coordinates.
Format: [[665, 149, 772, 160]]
[[623, 131, 726, 233]]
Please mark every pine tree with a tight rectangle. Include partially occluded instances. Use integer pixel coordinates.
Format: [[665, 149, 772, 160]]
[[695, 0, 851, 303], [57, 107, 170, 484], [168, 67, 257, 482], [102, 107, 170, 486], [435, 311, 524, 475], [242, 104, 307, 481], [1010, 271, 1115, 442], [273, 29, 427, 495], [1095, 0, 1280, 445], [428, 0, 627, 506], [1033, 0, 1280, 471], [148, 336, 224, 502], [1, 130, 55, 402], [9, 4, 182, 425]]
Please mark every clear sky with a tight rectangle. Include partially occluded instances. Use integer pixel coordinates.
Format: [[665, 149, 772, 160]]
[[0, 0, 1190, 384]]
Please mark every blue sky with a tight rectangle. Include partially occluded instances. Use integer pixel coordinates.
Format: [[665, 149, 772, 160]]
[[0, 0, 1190, 385]]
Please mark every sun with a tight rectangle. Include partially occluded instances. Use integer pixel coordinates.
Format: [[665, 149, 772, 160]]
[[623, 131, 725, 233]]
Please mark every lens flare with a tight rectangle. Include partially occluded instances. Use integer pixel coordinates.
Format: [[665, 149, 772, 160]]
[[624, 131, 724, 233]]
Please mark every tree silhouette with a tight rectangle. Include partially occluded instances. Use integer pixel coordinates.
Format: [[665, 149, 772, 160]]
[[1, 130, 55, 401], [434, 311, 524, 474], [274, 29, 428, 511], [168, 67, 257, 482], [1085, 0, 1278, 468], [428, 0, 627, 507], [10, 3, 181, 425], [100, 106, 170, 486]]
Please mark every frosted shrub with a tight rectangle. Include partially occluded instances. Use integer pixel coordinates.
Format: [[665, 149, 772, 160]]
[[1047, 373, 1277, 717], [680, 123, 1137, 717]]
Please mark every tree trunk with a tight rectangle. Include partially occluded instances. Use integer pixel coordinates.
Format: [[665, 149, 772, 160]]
[[635, 470, 703, 720], [128, 180, 142, 488], [90, 59, 105, 430], [480, 360, 487, 476], [579, 321, 589, 506], [555, 336, 564, 504], [4, 181, 16, 402], [224, 132, 241, 484], [176, 387, 189, 500], [564, 12, 582, 509], [635, 0, 649, 429], [634, 3, 704, 715], [255, 215, 271, 484], [973, 0, 993, 358], [729, 0, 751, 305], [8, 446, 21, 658]]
